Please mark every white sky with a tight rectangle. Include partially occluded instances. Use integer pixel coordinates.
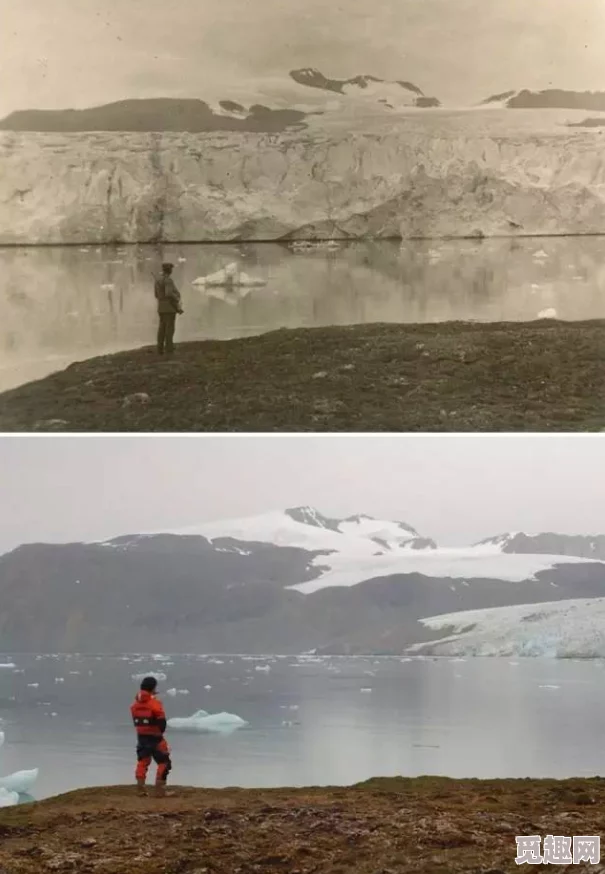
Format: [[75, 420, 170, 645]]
[[1, 0, 605, 117], [0, 435, 602, 553]]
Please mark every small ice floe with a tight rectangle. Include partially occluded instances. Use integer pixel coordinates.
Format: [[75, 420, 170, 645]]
[[0, 663, 16, 670], [79, 248, 90, 253], [166, 688, 190, 697], [360, 687, 373, 693], [167, 710, 248, 733], [538, 308, 557, 319], [131, 672, 167, 682], [208, 659, 224, 665], [533, 249, 548, 260], [281, 721, 299, 728], [12, 669, 24, 674], [509, 661, 519, 667], [100, 284, 116, 291], [192, 262, 267, 288], [54, 677, 65, 683], [255, 665, 271, 673], [106, 260, 124, 265], [27, 683, 39, 688], [177, 257, 187, 263], [539, 684, 560, 690], [204, 685, 212, 690]]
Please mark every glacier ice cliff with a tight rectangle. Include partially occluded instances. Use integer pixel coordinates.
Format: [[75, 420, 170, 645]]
[[2, 111, 605, 244]]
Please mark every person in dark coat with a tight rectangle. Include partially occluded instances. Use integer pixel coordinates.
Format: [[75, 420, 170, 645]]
[[154, 263, 183, 355]]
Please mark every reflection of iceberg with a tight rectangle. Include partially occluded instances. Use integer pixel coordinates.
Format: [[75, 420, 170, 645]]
[[167, 709, 248, 733], [289, 240, 340, 253], [0, 769, 39, 794], [192, 262, 267, 288], [203, 286, 254, 305]]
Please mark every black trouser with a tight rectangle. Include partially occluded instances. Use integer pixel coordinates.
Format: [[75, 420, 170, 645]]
[[136, 735, 172, 783], [157, 313, 177, 354]]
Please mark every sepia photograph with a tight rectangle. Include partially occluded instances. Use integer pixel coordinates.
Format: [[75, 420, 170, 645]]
[[0, 1, 603, 430], [0, 433, 604, 871], [1, 1, 604, 872]]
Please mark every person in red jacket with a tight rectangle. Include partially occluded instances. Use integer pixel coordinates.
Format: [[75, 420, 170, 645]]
[[130, 676, 174, 797]]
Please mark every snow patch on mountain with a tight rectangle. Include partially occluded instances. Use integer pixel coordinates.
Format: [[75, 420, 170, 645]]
[[286, 549, 600, 595], [409, 597, 605, 658]]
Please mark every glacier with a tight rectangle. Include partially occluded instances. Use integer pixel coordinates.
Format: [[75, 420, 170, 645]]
[[3, 109, 605, 244], [409, 597, 605, 658], [167, 710, 248, 733]]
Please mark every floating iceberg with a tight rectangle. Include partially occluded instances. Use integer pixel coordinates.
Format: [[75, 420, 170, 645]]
[[0, 788, 18, 807], [0, 663, 16, 669], [538, 308, 557, 319], [131, 672, 167, 682], [167, 710, 248, 733], [192, 262, 267, 288], [0, 769, 39, 794]]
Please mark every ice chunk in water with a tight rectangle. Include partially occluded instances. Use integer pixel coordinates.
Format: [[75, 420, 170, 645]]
[[166, 688, 190, 697], [0, 788, 18, 807], [0, 663, 16, 669], [131, 672, 167, 682], [0, 731, 4, 750], [168, 710, 248, 733], [0, 769, 39, 794]]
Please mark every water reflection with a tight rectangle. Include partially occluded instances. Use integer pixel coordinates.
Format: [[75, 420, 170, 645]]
[[0, 236, 604, 391]]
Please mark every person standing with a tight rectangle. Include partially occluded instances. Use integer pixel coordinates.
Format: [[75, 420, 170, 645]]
[[154, 262, 183, 355], [130, 676, 174, 797]]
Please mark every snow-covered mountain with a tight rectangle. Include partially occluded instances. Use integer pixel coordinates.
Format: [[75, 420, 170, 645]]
[[289, 68, 440, 109], [0, 69, 439, 135], [2, 508, 605, 655], [476, 532, 605, 561], [480, 88, 605, 111]]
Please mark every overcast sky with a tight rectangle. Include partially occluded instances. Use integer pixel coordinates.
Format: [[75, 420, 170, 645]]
[[2, 0, 605, 118], [0, 435, 602, 554]]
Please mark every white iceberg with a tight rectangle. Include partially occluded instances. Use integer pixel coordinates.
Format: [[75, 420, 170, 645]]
[[167, 709, 248, 733], [0, 788, 18, 807], [0, 663, 16, 669], [192, 262, 267, 288], [0, 769, 39, 794], [131, 672, 167, 682], [538, 308, 557, 319]]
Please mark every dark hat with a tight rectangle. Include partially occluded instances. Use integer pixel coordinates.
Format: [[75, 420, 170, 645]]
[[140, 676, 158, 692], [161, 262, 174, 272]]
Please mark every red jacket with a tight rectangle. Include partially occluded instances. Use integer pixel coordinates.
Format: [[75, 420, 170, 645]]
[[130, 690, 167, 737]]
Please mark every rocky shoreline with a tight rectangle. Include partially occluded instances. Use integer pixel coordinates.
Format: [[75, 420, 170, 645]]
[[0, 321, 603, 432], [1, 776, 605, 873]]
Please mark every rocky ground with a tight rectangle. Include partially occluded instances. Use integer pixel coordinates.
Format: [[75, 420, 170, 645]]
[[0, 321, 603, 432], [1, 777, 605, 873]]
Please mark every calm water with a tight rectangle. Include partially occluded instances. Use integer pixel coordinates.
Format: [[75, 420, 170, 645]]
[[1, 236, 604, 391], [1, 653, 604, 801]]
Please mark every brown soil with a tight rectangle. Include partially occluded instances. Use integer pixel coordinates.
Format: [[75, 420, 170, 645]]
[[0, 321, 603, 432], [1, 777, 605, 873]]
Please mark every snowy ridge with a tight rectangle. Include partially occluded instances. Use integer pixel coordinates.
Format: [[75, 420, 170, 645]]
[[103, 507, 428, 556], [410, 597, 605, 658]]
